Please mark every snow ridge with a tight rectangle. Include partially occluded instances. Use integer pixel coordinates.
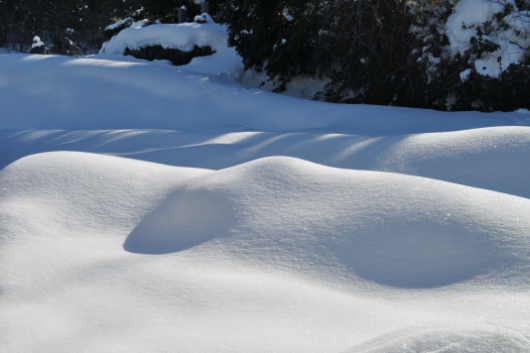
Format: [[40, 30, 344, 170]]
[[1, 37, 530, 352]]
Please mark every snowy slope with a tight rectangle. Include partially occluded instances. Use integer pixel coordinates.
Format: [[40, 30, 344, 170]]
[[1, 33, 530, 353], [0, 54, 528, 133], [1, 152, 529, 353], [2, 126, 530, 199]]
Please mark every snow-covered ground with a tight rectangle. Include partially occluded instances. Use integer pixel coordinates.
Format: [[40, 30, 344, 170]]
[[1, 21, 530, 352]]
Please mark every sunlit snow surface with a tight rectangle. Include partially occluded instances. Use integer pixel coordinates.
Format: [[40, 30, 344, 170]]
[[1, 52, 530, 352]]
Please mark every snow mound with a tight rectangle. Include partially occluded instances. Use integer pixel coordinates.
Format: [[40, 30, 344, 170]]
[[2, 152, 530, 352], [2, 126, 529, 200], [0, 152, 211, 235], [99, 15, 227, 55], [0, 54, 527, 133], [123, 155, 530, 288], [375, 126, 530, 199], [347, 325, 530, 353]]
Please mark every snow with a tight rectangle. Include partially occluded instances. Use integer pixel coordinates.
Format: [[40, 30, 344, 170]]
[[100, 15, 226, 55], [1, 54, 526, 133], [104, 17, 132, 31], [31, 36, 44, 48], [283, 8, 293, 21], [516, 108, 530, 114], [459, 67, 473, 82], [502, 10, 530, 49], [446, 0, 508, 54], [194, 14, 209, 22], [1, 19, 530, 353], [446, 0, 529, 78]]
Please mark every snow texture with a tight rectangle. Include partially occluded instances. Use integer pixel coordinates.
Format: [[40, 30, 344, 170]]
[[0, 24, 530, 353], [446, 0, 530, 77], [100, 14, 226, 55]]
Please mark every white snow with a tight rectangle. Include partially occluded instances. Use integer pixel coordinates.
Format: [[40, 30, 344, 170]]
[[104, 17, 132, 31], [1, 20, 530, 353], [446, 0, 508, 54], [446, 0, 530, 77], [194, 14, 209, 22], [459, 67, 473, 81], [502, 10, 530, 49], [516, 108, 530, 114], [31, 36, 44, 48], [100, 14, 226, 55], [283, 8, 293, 21]]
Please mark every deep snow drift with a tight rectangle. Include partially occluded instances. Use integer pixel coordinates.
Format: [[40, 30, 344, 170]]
[[1, 152, 529, 353], [1, 17, 530, 353]]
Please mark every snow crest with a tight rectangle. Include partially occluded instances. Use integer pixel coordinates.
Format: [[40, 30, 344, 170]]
[[99, 15, 227, 55], [1, 152, 530, 352]]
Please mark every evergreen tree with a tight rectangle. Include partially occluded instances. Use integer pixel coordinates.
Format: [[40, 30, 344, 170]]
[[0, 0, 6, 46], [219, 0, 325, 91], [318, 0, 424, 106]]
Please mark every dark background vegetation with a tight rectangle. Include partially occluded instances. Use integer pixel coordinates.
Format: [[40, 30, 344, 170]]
[[219, 0, 530, 111], [0, 0, 219, 54]]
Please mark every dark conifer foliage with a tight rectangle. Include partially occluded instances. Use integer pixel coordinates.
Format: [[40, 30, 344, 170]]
[[0, 0, 218, 52], [317, 0, 420, 106], [219, 0, 529, 111], [218, 0, 326, 92], [0, 0, 144, 53]]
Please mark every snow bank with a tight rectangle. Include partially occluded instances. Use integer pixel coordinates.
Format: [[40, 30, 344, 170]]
[[1, 152, 529, 352], [346, 326, 530, 353], [374, 126, 530, 198], [99, 15, 227, 55], [0, 54, 525, 133], [124, 155, 530, 288], [2, 126, 530, 199], [1, 32, 530, 352]]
